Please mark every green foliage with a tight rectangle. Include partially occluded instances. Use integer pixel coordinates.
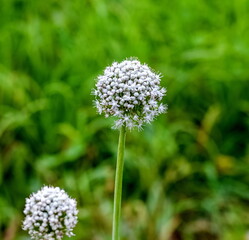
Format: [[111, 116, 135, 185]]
[[0, 0, 249, 239]]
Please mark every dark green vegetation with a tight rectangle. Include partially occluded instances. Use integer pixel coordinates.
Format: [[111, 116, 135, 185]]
[[0, 0, 249, 239]]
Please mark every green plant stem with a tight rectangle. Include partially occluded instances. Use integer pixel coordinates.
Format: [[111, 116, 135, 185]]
[[112, 125, 126, 240]]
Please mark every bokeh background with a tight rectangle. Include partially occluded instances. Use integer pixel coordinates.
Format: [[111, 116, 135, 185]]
[[0, 0, 249, 239]]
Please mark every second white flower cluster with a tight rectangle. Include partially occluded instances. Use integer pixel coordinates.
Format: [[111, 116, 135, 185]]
[[23, 186, 78, 240]]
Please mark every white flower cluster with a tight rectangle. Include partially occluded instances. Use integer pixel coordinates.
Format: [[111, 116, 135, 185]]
[[93, 58, 167, 129], [23, 186, 78, 240]]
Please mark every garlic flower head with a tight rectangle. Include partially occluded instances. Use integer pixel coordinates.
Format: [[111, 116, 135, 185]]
[[93, 58, 167, 129], [23, 186, 78, 240]]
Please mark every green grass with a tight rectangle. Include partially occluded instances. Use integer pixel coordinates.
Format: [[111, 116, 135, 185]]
[[0, 0, 249, 239]]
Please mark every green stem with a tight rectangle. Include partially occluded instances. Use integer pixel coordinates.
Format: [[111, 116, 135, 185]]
[[112, 125, 126, 240]]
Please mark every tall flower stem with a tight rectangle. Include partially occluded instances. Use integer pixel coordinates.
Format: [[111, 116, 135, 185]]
[[112, 125, 126, 240]]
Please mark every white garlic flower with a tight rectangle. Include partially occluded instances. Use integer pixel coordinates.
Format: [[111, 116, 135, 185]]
[[93, 58, 167, 129], [23, 186, 78, 240]]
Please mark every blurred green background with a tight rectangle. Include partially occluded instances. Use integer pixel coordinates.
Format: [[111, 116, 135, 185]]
[[0, 0, 249, 239]]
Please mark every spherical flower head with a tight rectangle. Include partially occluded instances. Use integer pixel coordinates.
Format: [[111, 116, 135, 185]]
[[93, 58, 167, 129], [22, 186, 78, 240]]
